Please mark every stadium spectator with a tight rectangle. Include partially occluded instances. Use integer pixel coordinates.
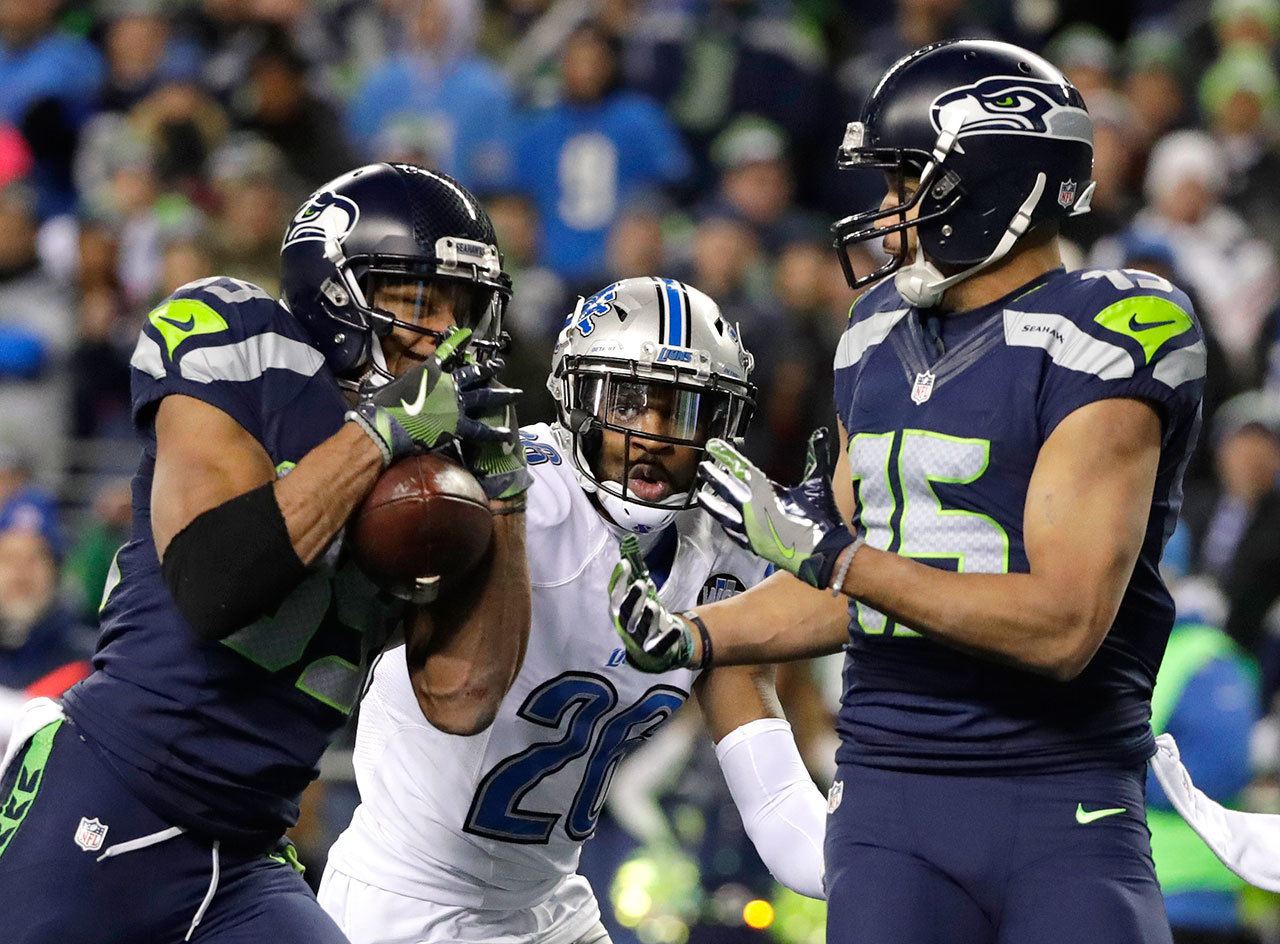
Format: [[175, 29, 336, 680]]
[[98, 0, 203, 114], [1179, 394, 1280, 702], [625, 0, 829, 194], [0, 0, 104, 217], [0, 180, 74, 480], [207, 134, 292, 295], [1200, 47, 1280, 256], [475, 190, 561, 423], [702, 116, 818, 256], [1147, 581, 1260, 944], [1096, 130, 1278, 369], [128, 79, 229, 200], [514, 21, 690, 280], [235, 27, 358, 190], [348, 0, 515, 190], [752, 234, 841, 481], [64, 479, 132, 622], [0, 493, 93, 692], [1123, 29, 1192, 145], [682, 211, 767, 333], [1062, 93, 1144, 251], [1212, 0, 1280, 53], [603, 201, 668, 287], [1045, 23, 1118, 105], [0, 0, 103, 127]]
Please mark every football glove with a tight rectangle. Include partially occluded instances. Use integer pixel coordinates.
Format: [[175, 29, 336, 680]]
[[697, 428, 855, 590], [347, 327, 518, 466], [610, 535, 698, 673], [461, 392, 533, 504]]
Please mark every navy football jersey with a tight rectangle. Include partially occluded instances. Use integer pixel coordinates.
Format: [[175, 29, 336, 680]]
[[832, 267, 1205, 773], [62, 276, 402, 845]]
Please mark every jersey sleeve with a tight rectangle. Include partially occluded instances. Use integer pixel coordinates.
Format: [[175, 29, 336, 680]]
[[127, 277, 326, 441], [1030, 269, 1207, 440], [519, 424, 576, 533]]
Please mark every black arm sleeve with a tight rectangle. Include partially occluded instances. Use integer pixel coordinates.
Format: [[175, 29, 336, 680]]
[[161, 482, 308, 641]]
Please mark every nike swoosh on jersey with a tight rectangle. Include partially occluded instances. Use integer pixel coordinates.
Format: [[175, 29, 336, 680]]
[[1075, 803, 1126, 824], [157, 314, 197, 332], [400, 373, 430, 415], [1127, 314, 1179, 333]]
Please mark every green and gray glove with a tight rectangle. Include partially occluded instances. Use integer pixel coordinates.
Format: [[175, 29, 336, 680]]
[[462, 398, 533, 503], [609, 536, 699, 673], [347, 327, 518, 465], [696, 428, 857, 590]]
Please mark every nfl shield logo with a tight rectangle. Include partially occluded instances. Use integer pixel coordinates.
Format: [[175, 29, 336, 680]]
[[1058, 179, 1077, 208], [827, 780, 844, 814], [911, 370, 935, 405], [74, 816, 108, 852]]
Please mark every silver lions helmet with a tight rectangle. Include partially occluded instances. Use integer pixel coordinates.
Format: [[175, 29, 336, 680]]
[[548, 277, 756, 533]]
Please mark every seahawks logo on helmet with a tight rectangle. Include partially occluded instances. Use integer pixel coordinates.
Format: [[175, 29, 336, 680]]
[[282, 191, 360, 249], [929, 77, 1092, 146]]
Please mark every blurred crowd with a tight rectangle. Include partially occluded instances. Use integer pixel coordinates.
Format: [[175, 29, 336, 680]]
[[2, 0, 1280, 941]]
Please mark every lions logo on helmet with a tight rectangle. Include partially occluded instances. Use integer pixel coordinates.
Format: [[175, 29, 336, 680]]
[[282, 191, 361, 249], [929, 76, 1093, 145], [548, 277, 755, 534]]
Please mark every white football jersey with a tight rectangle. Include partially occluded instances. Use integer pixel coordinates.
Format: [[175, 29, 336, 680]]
[[324, 424, 768, 926]]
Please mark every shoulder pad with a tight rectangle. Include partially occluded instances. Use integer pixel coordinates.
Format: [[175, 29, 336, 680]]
[[145, 277, 283, 358], [848, 279, 905, 324], [1060, 268, 1201, 366], [521, 424, 575, 533], [132, 275, 320, 384]]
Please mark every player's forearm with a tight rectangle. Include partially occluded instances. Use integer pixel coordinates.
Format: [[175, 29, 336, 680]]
[[406, 511, 530, 734], [836, 546, 1113, 680], [274, 423, 384, 565], [694, 571, 850, 666]]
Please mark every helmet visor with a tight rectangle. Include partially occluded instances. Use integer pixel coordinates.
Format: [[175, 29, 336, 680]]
[[362, 272, 499, 341], [578, 375, 747, 446], [571, 373, 752, 509]]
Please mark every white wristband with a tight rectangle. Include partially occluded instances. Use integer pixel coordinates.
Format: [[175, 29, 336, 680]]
[[829, 535, 864, 596]]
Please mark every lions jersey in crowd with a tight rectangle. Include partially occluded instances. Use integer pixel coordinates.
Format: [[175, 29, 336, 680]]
[[832, 266, 1204, 774], [322, 423, 767, 943], [63, 276, 401, 846]]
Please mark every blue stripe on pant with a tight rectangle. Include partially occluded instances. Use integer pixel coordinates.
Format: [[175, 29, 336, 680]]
[[823, 762, 1172, 944], [0, 720, 349, 944]]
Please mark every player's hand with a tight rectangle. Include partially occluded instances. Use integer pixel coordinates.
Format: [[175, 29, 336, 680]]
[[610, 536, 697, 673], [347, 327, 518, 465], [697, 428, 855, 590], [461, 395, 533, 504]]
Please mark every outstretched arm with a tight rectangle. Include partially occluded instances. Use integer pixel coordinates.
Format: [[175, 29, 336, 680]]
[[696, 664, 828, 899], [621, 398, 1161, 682], [828, 397, 1160, 680]]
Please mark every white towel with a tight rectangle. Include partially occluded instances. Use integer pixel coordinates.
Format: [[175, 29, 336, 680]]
[[1150, 732, 1280, 892], [0, 697, 66, 781]]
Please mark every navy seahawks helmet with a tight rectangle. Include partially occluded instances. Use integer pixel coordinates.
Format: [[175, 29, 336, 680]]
[[831, 40, 1095, 307], [280, 163, 512, 382]]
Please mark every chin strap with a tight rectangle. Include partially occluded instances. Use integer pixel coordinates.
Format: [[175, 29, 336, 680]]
[[597, 488, 683, 536], [895, 171, 1047, 309]]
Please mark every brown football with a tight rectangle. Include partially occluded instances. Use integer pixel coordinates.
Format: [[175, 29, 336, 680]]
[[349, 453, 493, 586]]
